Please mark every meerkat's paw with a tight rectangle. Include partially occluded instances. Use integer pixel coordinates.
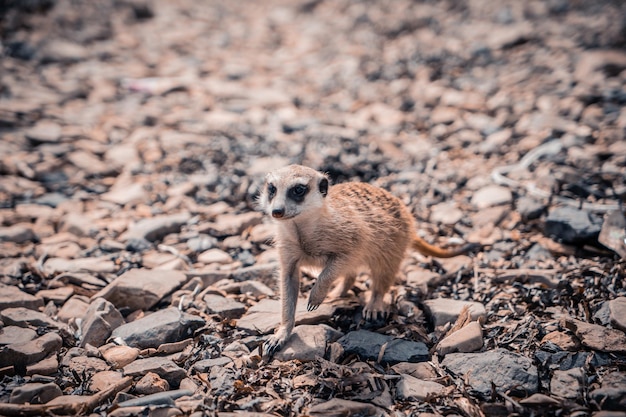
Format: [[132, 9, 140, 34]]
[[262, 326, 290, 359], [363, 294, 389, 321], [307, 284, 327, 311]]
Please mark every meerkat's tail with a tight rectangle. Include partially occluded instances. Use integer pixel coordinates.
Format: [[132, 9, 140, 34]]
[[411, 235, 479, 258]]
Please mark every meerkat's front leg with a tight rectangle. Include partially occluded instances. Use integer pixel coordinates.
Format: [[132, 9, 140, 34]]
[[263, 259, 299, 358], [307, 256, 347, 311]]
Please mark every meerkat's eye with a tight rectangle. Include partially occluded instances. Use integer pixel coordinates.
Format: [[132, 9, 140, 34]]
[[288, 184, 308, 202], [267, 183, 277, 200]]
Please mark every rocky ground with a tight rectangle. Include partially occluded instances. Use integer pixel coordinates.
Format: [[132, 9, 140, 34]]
[[1, 0, 626, 415]]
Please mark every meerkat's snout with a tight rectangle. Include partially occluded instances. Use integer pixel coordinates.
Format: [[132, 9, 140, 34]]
[[272, 208, 285, 218]]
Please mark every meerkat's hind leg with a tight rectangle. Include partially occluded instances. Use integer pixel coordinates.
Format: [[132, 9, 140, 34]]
[[362, 264, 397, 321]]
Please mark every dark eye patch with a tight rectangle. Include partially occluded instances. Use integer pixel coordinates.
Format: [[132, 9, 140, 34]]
[[287, 184, 308, 202], [267, 183, 277, 201]]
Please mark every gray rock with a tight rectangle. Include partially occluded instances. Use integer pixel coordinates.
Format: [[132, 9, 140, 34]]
[[0, 284, 44, 310], [57, 295, 90, 323], [123, 357, 187, 387], [0, 307, 59, 328], [124, 212, 191, 242], [338, 330, 428, 364], [609, 297, 626, 333], [589, 372, 626, 411], [9, 382, 62, 404], [202, 212, 263, 237], [442, 348, 538, 397], [274, 324, 343, 362], [0, 332, 63, 368], [192, 357, 232, 373], [0, 224, 38, 243], [204, 294, 246, 319], [80, 298, 125, 348], [307, 398, 388, 417], [544, 207, 602, 244], [524, 243, 553, 262], [562, 317, 626, 353], [240, 281, 274, 298], [186, 234, 218, 253], [93, 268, 188, 311], [111, 307, 205, 349], [551, 368, 584, 400], [24, 121, 62, 144], [423, 298, 486, 327], [516, 197, 545, 221], [395, 375, 446, 401]]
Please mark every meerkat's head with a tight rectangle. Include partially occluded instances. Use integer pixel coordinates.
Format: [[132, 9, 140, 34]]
[[259, 165, 329, 221]]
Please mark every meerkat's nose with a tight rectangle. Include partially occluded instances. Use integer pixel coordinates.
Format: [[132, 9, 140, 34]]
[[272, 208, 285, 218]]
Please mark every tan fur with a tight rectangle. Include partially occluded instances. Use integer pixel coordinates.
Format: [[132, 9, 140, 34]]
[[258, 165, 475, 357]]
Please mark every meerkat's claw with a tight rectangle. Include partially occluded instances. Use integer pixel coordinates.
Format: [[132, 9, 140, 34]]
[[307, 301, 320, 311], [262, 326, 291, 359]]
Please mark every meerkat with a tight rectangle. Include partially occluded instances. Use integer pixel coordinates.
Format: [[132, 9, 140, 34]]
[[258, 165, 477, 357]]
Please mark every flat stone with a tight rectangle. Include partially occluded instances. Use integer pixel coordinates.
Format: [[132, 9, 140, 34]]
[[231, 263, 278, 285], [395, 375, 446, 401], [240, 281, 274, 298], [80, 297, 125, 348], [204, 294, 246, 319], [100, 344, 140, 369], [92, 268, 188, 311], [307, 398, 387, 417], [405, 268, 443, 290], [9, 382, 62, 404], [186, 234, 218, 253], [43, 257, 117, 275], [203, 212, 263, 237], [551, 368, 584, 400], [609, 297, 626, 333], [429, 202, 464, 225], [436, 321, 483, 356], [0, 307, 59, 328], [57, 295, 90, 323], [111, 307, 205, 349], [37, 287, 74, 305], [516, 197, 545, 221], [544, 207, 602, 244], [442, 348, 538, 397], [24, 121, 62, 144], [540, 331, 580, 351], [192, 357, 233, 373], [59, 212, 99, 237], [562, 317, 626, 353], [0, 284, 43, 310], [274, 324, 343, 362], [64, 355, 109, 379], [26, 354, 59, 376], [236, 298, 335, 334], [338, 330, 428, 364], [0, 326, 38, 345], [0, 224, 38, 243], [124, 212, 191, 242], [423, 298, 486, 327], [123, 357, 187, 387], [198, 248, 233, 265], [471, 185, 513, 209], [391, 362, 438, 380], [0, 332, 63, 368], [89, 370, 126, 392]]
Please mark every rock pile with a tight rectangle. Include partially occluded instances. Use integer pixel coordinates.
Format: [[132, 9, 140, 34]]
[[1, 0, 625, 415]]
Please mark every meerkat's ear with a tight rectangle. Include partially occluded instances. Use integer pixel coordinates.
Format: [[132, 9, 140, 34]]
[[319, 177, 328, 197]]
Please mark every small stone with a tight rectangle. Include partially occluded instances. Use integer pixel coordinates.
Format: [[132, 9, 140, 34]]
[[24, 121, 62, 144], [100, 344, 140, 369], [406, 268, 443, 290], [519, 393, 561, 406], [0, 284, 43, 311], [202, 212, 263, 237], [274, 324, 343, 362], [186, 234, 218, 253], [89, 370, 125, 392], [471, 185, 513, 209], [391, 362, 438, 380], [64, 355, 109, 379], [0, 326, 38, 345], [338, 330, 428, 364], [0, 224, 38, 243], [9, 382, 62, 404], [423, 298, 486, 327], [123, 357, 187, 387], [589, 372, 626, 411], [80, 298, 126, 348], [57, 295, 90, 323], [92, 268, 188, 311], [124, 212, 191, 242], [516, 197, 545, 221], [111, 307, 205, 349], [544, 207, 602, 244], [240, 281, 274, 298], [441, 348, 538, 397], [204, 294, 246, 319], [307, 398, 387, 417], [237, 298, 335, 334], [540, 331, 580, 351], [436, 321, 483, 356], [562, 317, 626, 353], [0, 307, 59, 328], [59, 212, 99, 237], [609, 297, 626, 333], [429, 202, 463, 225], [551, 368, 584, 400], [0, 332, 63, 368], [37, 287, 74, 305], [43, 257, 117, 275], [38, 39, 87, 63], [192, 357, 232, 373], [395, 375, 446, 401], [135, 372, 170, 395], [26, 354, 59, 376], [197, 248, 233, 265]]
